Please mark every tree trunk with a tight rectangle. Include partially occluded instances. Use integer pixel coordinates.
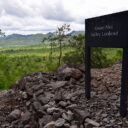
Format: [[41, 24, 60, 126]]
[[49, 42, 53, 62], [58, 40, 62, 66]]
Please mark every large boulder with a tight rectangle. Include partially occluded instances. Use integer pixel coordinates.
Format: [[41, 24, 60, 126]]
[[58, 67, 83, 80]]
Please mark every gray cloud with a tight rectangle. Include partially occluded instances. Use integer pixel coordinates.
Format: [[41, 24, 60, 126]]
[[1, 0, 35, 18], [0, 0, 127, 35], [41, 1, 74, 22], [1, 2, 21, 17]]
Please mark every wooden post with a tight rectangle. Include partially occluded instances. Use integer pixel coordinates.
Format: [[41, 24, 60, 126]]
[[85, 46, 91, 99], [120, 48, 128, 117]]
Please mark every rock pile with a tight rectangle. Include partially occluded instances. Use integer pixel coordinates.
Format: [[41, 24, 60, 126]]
[[0, 64, 128, 128]]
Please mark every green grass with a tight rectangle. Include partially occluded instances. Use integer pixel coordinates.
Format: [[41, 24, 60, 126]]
[[103, 48, 122, 64], [0, 45, 74, 90], [0, 44, 122, 90]]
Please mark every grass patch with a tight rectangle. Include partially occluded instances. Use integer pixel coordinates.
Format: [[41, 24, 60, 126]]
[[0, 45, 122, 90]]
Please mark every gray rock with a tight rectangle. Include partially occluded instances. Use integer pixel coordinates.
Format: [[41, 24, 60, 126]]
[[38, 95, 49, 105], [32, 101, 42, 112], [8, 109, 21, 121], [35, 89, 44, 97], [54, 91, 63, 102], [103, 118, 109, 123], [21, 91, 28, 99], [1, 64, 125, 128], [24, 124, 31, 128], [57, 64, 69, 73], [47, 107, 62, 114], [85, 118, 100, 127], [44, 121, 56, 128], [26, 88, 33, 97], [59, 101, 68, 107], [26, 101, 31, 107], [110, 119, 115, 123], [20, 111, 31, 125], [70, 125, 78, 128], [39, 115, 53, 127], [62, 110, 73, 121], [72, 108, 89, 122], [64, 123, 70, 128], [33, 83, 44, 91], [44, 92, 55, 101], [53, 112, 62, 120], [101, 113, 107, 118], [61, 67, 83, 79], [32, 101, 45, 118], [64, 92, 75, 100], [55, 118, 65, 127], [52, 81, 68, 90], [67, 104, 77, 109]]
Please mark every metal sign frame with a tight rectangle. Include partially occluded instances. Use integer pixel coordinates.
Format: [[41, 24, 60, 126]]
[[85, 11, 128, 117]]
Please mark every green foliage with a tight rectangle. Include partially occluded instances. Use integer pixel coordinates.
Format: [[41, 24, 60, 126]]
[[0, 54, 46, 90], [91, 47, 109, 68], [63, 34, 121, 68], [44, 59, 58, 71], [43, 24, 71, 66], [63, 51, 83, 64], [0, 28, 123, 90], [103, 48, 122, 64], [0, 45, 73, 90], [0, 33, 49, 47], [0, 29, 5, 37], [63, 34, 84, 64], [0, 43, 123, 90], [113, 49, 122, 61]]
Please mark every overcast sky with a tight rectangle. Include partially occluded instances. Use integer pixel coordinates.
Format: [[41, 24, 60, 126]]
[[0, 0, 128, 35]]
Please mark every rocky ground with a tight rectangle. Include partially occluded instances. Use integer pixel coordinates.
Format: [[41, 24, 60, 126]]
[[0, 63, 128, 128]]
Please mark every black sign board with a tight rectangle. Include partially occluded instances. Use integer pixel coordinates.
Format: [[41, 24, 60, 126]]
[[85, 11, 128, 117], [86, 11, 128, 48]]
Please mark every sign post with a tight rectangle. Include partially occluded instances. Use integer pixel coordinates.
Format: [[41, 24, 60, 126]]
[[85, 46, 91, 99], [120, 48, 128, 116], [85, 11, 128, 117]]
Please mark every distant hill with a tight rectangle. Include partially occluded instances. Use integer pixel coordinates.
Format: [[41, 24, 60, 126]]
[[0, 31, 84, 47], [69, 31, 84, 35], [0, 33, 48, 47], [0, 33, 47, 42]]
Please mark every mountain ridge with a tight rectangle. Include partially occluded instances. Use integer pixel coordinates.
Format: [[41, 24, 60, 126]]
[[0, 31, 84, 47], [0, 30, 84, 40]]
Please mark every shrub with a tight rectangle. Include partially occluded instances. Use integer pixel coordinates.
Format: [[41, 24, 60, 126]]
[[63, 34, 113, 68]]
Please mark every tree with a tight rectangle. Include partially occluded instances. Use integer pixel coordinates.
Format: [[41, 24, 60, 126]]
[[43, 24, 71, 66], [0, 29, 5, 37], [55, 24, 70, 66], [63, 34, 109, 68], [63, 34, 85, 64]]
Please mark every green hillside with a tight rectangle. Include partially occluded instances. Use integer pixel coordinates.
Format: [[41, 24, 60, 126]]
[[0, 33, 47, 47], [0, 31, 84, 47]]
